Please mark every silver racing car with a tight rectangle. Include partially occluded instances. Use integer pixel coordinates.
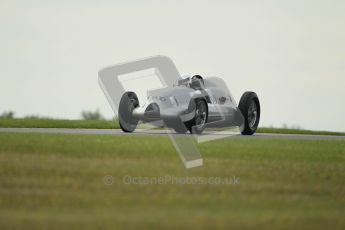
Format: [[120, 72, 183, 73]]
[[118, 75, 260, 135]]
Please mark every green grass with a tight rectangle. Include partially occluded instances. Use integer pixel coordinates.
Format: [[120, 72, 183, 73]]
[[0, 132, 344, 229], [0, 118, 119, 129], [1, 118, 345, 136], [257, 127, 345, 136]]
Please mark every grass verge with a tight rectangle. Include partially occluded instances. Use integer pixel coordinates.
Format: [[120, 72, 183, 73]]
[[0, 118, 119, 129], [0, 118, 344, 136], [0, 132, 344, 229]]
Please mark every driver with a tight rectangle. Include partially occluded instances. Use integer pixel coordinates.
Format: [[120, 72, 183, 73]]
[[190, 75, 205, 90]]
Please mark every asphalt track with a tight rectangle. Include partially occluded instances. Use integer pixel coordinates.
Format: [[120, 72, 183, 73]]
[[0, 128, 344, 140]]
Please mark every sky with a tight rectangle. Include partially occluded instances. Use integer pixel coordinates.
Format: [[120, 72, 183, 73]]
[[0, 0, 344, 131]]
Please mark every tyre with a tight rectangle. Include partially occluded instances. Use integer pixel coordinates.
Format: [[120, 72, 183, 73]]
[[118, 92, 139, 132], [238, 92, 260, 135], [186, 99, 208, 134]]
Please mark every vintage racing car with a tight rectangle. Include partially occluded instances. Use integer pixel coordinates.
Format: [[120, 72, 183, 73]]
[[118, 75, 260, 135]]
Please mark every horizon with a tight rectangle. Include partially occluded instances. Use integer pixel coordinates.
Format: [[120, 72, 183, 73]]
[[1, 0, 344, 132]]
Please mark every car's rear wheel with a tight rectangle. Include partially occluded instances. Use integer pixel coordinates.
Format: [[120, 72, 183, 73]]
[[238, 92, 260, 135], [118, 92, 139, 132]]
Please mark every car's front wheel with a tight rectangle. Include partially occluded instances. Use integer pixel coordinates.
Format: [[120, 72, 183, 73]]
[[118, 92, 139, 132], [238, 92, 260, 135], [187, 99, 208, 134]]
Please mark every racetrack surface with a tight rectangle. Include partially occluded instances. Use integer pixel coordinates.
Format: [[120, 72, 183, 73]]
[[0, 128, 344, 140]]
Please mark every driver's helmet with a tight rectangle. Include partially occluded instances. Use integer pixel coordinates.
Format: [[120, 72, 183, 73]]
[[190, 75, 204, 89]]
